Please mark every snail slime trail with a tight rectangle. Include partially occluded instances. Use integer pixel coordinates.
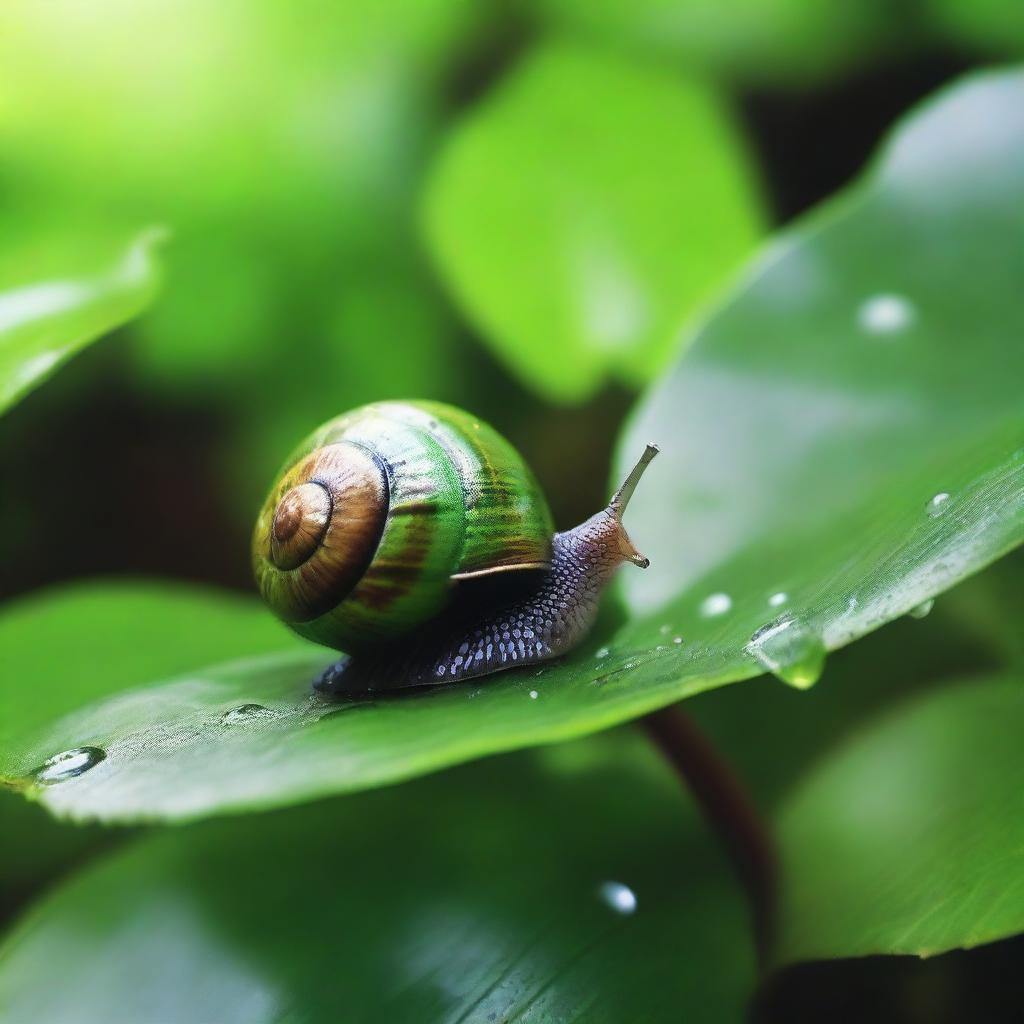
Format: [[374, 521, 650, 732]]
[[253, 401, 658, 693]]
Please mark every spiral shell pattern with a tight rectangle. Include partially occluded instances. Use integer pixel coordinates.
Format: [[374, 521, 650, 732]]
[[253, 401, 553, 652]]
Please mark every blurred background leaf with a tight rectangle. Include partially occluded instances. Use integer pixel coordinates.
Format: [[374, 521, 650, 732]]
[[0, 733, 754, 1023], [777, 672, 1024, 961], [0, 228, 162, 414], [0, 0, 491, 521], [0, 797, 117, 936], [424, 40, 763, 401]]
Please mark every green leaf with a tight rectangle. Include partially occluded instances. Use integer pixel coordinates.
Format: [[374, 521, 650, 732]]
[[3, 71, 1023, 826], [423, 41, 763, 402], [0, 581, 308, 753], [776, 672, 1024, 960], [0, 736, 754, 1023], [615, 67, 1024, 679], [0, 229, 163, 414]]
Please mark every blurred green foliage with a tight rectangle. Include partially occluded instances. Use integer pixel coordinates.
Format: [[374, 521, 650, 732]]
[[425, 41, 762, 400], [0, 228, 162, 414], [0, 0, 487, 517], [778, 673, 1024, 961]]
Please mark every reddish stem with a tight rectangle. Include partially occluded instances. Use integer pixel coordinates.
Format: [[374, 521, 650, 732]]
[[641, 704, 777, 963]]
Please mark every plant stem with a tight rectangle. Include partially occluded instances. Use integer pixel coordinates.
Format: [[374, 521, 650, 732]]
[[640, 704, 777, 963]]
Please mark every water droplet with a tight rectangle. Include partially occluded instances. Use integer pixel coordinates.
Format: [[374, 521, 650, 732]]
[[858, 293, 915, 335], [768, 591, 788, 608], [595, 646, 610, 660], [658, 624, 671, 635], [908, 598, 935, 620], [529, 690, 539, 700], [35, 746, 105, 784], [926, 492, 950, 517], [746, 617, 826, 690], [700, 592, 732, 617], [220, 704, 278, 726], [597, 881, 637, 915], [672, 636, 683, 645]]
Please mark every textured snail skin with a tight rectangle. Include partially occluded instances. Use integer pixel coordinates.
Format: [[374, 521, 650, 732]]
[[312, 439, 659, 695]]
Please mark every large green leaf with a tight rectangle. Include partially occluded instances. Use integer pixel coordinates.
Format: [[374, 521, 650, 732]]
[[0, 229, 162, 414], [2, 71, 1023, 825], [0, 736, 754, 1023], [615, 67, 1024, 678], [423, 40, 762, 402], [776, 672, 1024, 961]]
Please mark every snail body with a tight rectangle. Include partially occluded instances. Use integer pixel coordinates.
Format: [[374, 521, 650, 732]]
[[253, 400, 657, 692]]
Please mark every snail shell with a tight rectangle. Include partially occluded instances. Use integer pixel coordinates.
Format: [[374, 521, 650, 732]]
[[253, 401, 553, 652]]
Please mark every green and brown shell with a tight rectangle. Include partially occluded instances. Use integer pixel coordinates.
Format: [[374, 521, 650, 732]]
[[252, 400, 554, 652]]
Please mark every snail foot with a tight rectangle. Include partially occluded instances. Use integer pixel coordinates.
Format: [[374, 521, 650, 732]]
[[312, 657, 359, 697]]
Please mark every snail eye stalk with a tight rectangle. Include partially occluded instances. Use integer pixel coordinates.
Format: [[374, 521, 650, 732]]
[[609, 443, 660, 521]]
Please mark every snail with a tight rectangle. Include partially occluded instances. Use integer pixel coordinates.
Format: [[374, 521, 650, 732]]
[[253, 400, 658, 693]]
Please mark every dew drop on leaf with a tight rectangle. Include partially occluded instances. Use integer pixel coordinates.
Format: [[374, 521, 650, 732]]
[[220, 703, 278, 725], [595, 646, 610, 660], [907, 598, 935, 620], [597, 880, 637, 915], [926, 492, 951, 517], [746, 617, 826, 690], [858, 293, 915, 334], [529, 690, 539, 700], [35, 746, 105, 784], [699, 592, 732, 617], [768, 591, 788, 607]]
